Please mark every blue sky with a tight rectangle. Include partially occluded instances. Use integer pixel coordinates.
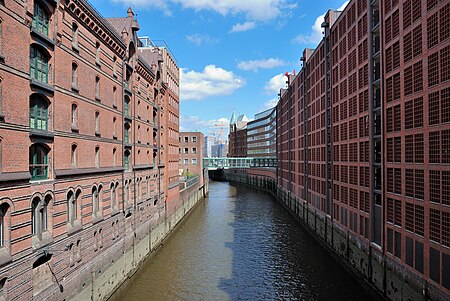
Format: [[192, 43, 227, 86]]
[[92, 0, 349, 137]]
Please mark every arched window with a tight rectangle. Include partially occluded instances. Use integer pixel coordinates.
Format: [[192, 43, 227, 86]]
[[71, 144, 77, 167], [0, 203, 9, 247], [124, 96, 130, 116], [113, 86, 117, 107], [113, 56, 117, 77], [72, 23, 78, 49], [95, 111, 100, 134], [31, 195, 49, 239], [124, 150, 130, 170], [30, 95, 48, 131], [112, 148, 117, 167], [124, 123, 130, 144], [92, 186, 98, 215], [32, 1, 50, 36], [95, 76, 100, 100], [136, 178, 141, 202], [95, 146, 100, 168], [110, 182, 116, 210], [67, 190, 76, 225], [71, 103, 77, 129], [71, 63, 78, 89], [95, 42, 100, 65], [29, 144, 49, 180], [113, 117, 117, 138], [30, 46, 49, 83]]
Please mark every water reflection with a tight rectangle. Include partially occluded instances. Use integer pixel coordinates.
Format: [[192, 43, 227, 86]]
[[111, 181, 377, 301]]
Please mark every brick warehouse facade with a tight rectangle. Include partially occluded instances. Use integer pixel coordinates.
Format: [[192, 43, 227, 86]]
[[0, 1, 187, 300], [179, 132, 204, 183], [275, 0, 450, 299]]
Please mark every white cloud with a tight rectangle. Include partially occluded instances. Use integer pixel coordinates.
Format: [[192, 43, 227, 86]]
[[230, 21, 256, 33], [292, 0, 349, 45], [180, 65, 245, 100], [112, 0, 296, 21], [180, 115, 230, 134], [264, 73, 287, 95], [237, 58, 285, 72], [259, 98, 278, 111], [186, 33, 219, 46]]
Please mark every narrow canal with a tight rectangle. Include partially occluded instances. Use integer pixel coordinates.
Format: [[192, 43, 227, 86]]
[[111, 181, 376, 301]]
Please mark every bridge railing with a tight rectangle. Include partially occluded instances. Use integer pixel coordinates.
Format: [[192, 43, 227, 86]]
[[203, 157, 277, 170]]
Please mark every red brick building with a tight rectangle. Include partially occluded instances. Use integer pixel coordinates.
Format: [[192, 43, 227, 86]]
[[277, 0, 450, 298], [0, 1, 179, 300], [228, 112, 248, 158], [179, 132, 204, 181]]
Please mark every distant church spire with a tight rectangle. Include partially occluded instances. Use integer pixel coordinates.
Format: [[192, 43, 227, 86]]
[[230, 111, 236, 125]]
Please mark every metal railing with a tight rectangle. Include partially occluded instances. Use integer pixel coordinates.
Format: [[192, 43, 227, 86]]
[[203, 157, 277, 170]]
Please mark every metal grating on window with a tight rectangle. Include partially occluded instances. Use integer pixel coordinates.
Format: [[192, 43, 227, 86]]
[[441, 3, 450, 42], [413, 61, 423, 93], [443, 129, 450, 163], [405, 101, 414, 129], [429, 131, 441, 163], [403, 0, 412, 29], [442, 87, 450, 123], [429, 91, 440, 125], [388, 198, 395, 223], [387, 138, 393, 162], [427, 12, 439, 49], [406, 169, 415, 197], [406, 202, 414, 232], [387, 168, 394, 193], [349, 188, 358, 209], [427, 0, 438, 12], [386, 16, 392, 43], [441, 45, 450, 82], [394, 105, 401, 132], [415, 204, 425, 236], [405, 135, 414, 163], [430, 170, 441, 203], [404, 32, 413, 63], [394, 137, 402, 162], [443, 211, 450, 247], [415, 134, 424, 163], [392, 10, 400, 38], [443, 171, 450, 206], [430, 208, 441, 243], [412, 25, 422, 59]]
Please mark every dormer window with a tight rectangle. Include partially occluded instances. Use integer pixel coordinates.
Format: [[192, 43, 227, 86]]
[[32, 2, 49, 36]]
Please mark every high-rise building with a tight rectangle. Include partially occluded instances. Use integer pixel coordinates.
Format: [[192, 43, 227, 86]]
[[276, 0, 450, 298], [204, 136, 214, 158]]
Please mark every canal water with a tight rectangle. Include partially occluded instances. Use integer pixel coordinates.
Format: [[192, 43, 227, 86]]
[[111, 181, 376, 301]]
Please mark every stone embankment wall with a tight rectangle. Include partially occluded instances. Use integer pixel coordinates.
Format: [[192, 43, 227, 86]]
[[221, 170, 448, 301], [69, 179, 208, 301]]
